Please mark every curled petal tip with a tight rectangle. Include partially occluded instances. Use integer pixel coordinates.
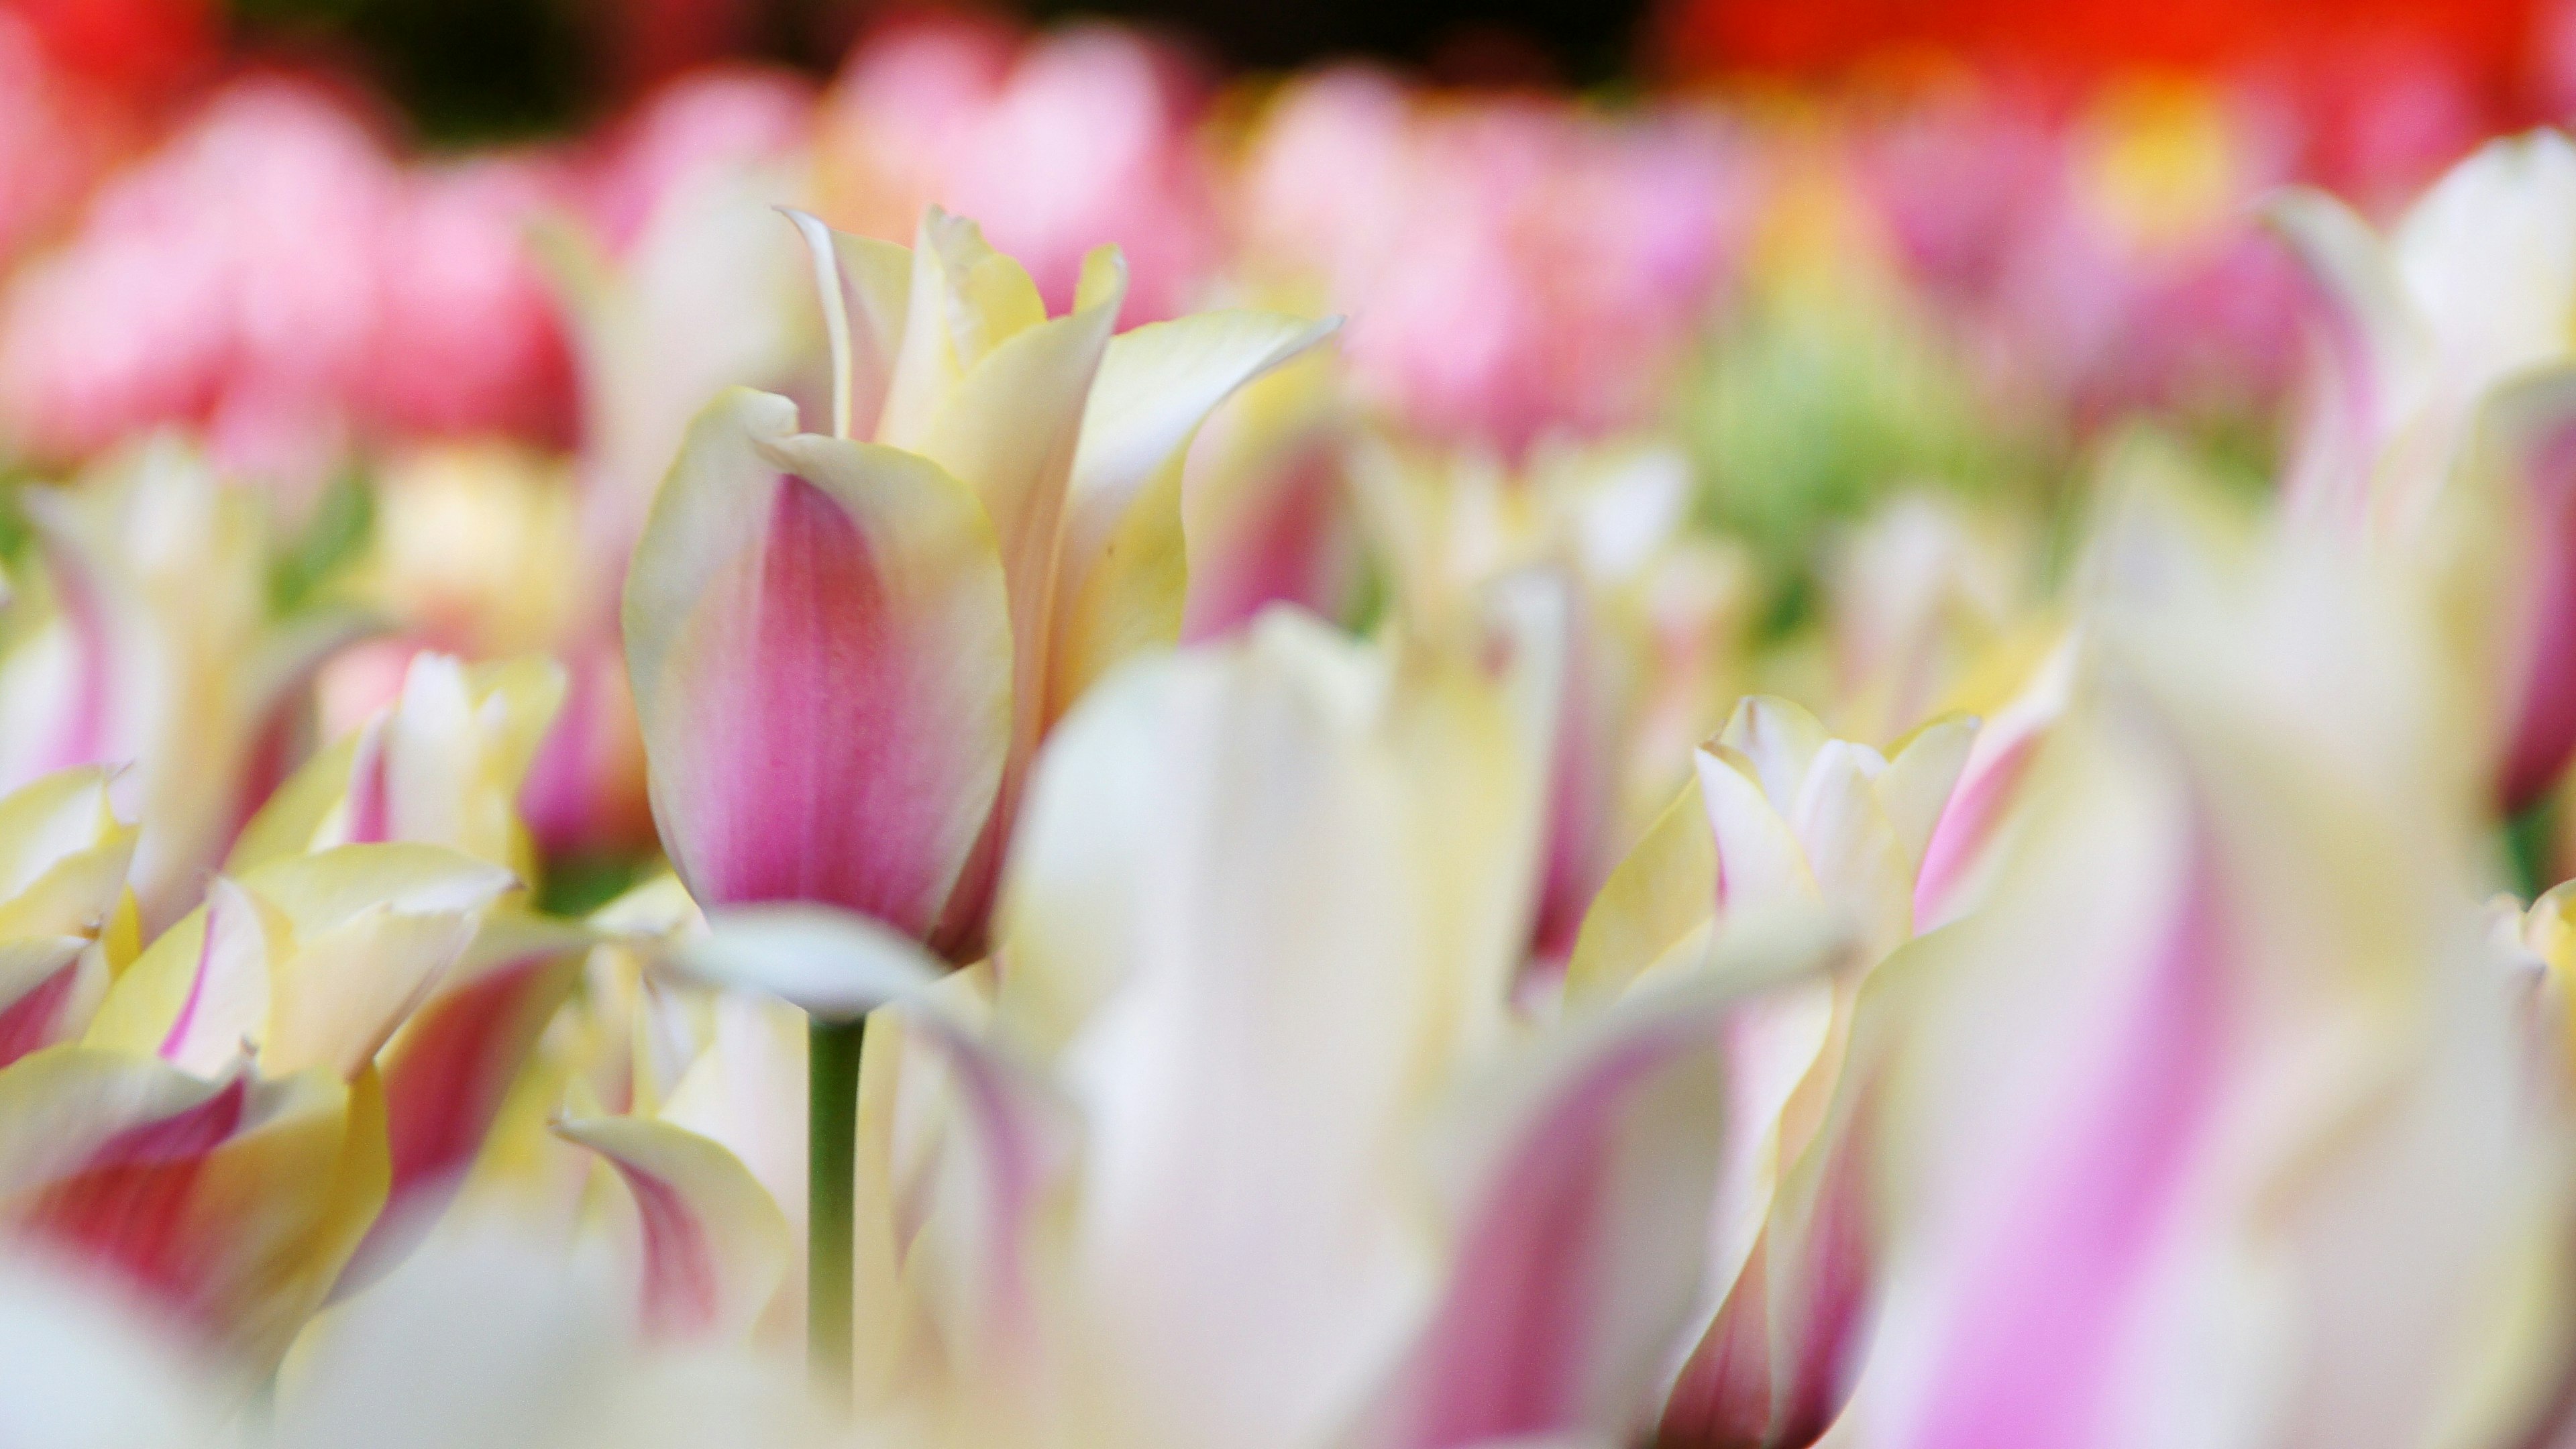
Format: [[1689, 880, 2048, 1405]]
[[665, 903, 945, 1020]]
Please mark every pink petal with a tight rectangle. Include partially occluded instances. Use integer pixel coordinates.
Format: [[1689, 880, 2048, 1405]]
[[627, 389, 1013, 942], [1356, 981, 1749, 1449], [335, 919, 588, 1296]]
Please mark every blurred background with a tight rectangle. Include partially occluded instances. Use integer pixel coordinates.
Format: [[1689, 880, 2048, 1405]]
[[12, 0, 2576, 900]]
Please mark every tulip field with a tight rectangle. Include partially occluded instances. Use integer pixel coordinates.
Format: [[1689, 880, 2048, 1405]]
[[8, 2, 2576, 1446]]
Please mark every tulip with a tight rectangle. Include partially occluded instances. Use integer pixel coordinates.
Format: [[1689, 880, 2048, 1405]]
[[1354, 438, 1755, 975], [1558, 692, 1979, 1447], [1861, 529, 2569, 1449], [227, 650, 564, 881], [17, 842, 516, 1368], [0, 437, 370, 930], [0, 779, 518, 1378], [622, 202, 1332, 1394], [84, 843, 515, 1081], [2269, 131, 2576, 808], [211, 648, 605, 1291], [0, 1045, 388, 1377]]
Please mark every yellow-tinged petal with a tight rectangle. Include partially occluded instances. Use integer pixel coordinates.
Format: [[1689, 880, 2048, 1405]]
[[1697, 745, 1822, 910], [1047, 310, 1342, 720], [1876, 714, 1979, 875], [877, 207, 1051, 451], [554, 1115, 791, 1343], [1718, 696, 1833, 812], [0, 765, 135, 941], [624, 387, 1015, 936], [0, 936, 106, 1067], [227, 653, 565, 877], [88, 845, 513, 1078], [0, 1048, 388, 1373], [782, 208, 912, 441], [915, 270, 1122, 736], [1564, 778, 1719, 1004]]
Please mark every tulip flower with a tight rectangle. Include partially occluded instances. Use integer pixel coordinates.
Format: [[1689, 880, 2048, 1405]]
[[213, 648, 602, 1290], [2269, 130, 2576, 808], [627, 205, 1333, 958], [1557, 692, 1980, 1447], [623, 202, 1332, 1393], [0, 437, 370, 930], [1355, 438, 1755, 973], [227, 650, 564, 881], [0, 1045, 388, 1377], [5, 842, 514, 1368], [1861, 531, 2570, 1449]]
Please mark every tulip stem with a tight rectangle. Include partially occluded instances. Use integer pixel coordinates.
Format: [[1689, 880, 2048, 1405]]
[[2509, 796, 2561, 902], [808, 1013, 865, 1410]]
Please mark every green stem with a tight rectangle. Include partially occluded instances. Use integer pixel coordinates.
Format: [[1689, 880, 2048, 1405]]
[[2509, 796, 2561, 904], [807, 1014, 865, 1410]]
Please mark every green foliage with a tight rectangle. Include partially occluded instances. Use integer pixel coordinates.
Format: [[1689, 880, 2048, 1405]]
[[270, 467, 376, 614]]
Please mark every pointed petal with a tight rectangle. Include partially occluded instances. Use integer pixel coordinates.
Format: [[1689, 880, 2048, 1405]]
[[1352, 936, 1837, 1449], [154, 877, 274, 1077], [0, 938, 105, 1069], [916, 279, 1122, 733], [1718, 698, 1831, 815], [88, 845, 513, 1077], [0, 765, 135, 941], [1565, 780, 1719, 1004], [877, 207, 1052, 451], [625, 388, 1014, 934], [1048, 313, 1342, 716], [1697, 748, 1819, 912], [1788, 743, 1913, 951], [0, 1049, 388, 1372], [335, 911, 592, 1295], [1875, 716, 1977, 877], [782, 208, 912, 441], [553, 1115, 791, 1342]]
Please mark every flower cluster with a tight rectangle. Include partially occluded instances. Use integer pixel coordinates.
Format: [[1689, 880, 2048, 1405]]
[[7, 12, 2576, 1449]]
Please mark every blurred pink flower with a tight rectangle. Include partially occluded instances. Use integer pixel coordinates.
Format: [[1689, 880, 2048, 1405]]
[[1241, 68, 1753, 458], [1861, 79, 2306, 427], [0, 11, 115, 268], [574, 64, 812, 258], [0, 79, 577, 492], [819, 19, 1222, 323], [367, 158, 575, 446]]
